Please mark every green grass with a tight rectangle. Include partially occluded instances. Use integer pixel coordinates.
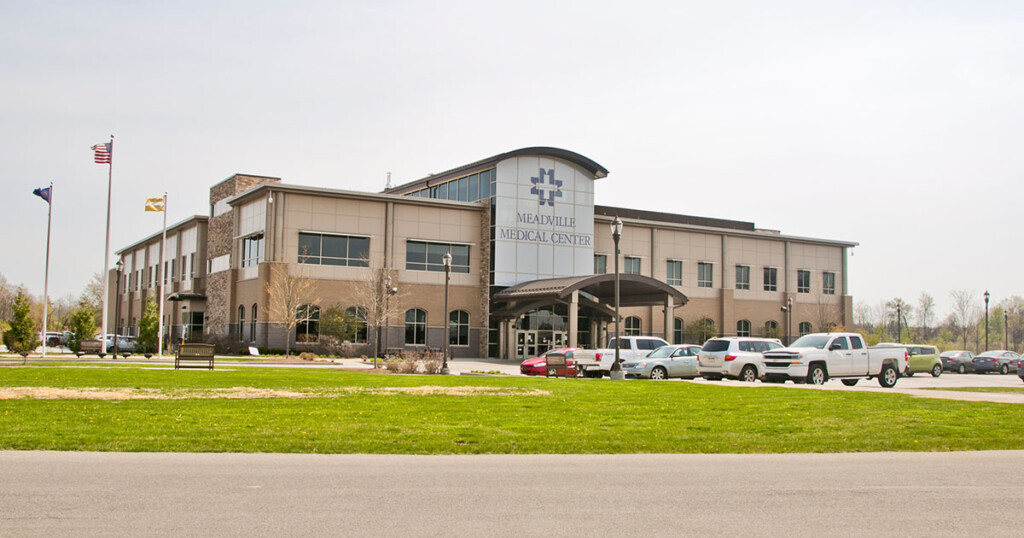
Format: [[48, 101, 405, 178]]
[[1, 365, 1022, 454]]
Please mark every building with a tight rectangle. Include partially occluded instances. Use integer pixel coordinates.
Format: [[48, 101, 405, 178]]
[[108, 147, 856, 358]]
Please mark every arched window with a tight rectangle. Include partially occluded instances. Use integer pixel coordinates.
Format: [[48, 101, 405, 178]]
[[674, 317, 684, 344], [238, 305, 245, 342], [624, 316, 642, 336], [799, 321, 812, 336], [250, 304, 257, 342], [449, 310, 470, 347], [405, 308, 426, 345], [296, 304, 320, 343], [346, 306, 368, 343], [763, 320, 780, 339], [736, 319, 751, 337]]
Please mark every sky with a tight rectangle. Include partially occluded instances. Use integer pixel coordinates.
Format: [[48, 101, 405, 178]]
[[2, 0, 1022, 321]]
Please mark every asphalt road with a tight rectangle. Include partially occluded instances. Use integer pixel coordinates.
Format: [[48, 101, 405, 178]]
[[2, 451, 1023, 537]]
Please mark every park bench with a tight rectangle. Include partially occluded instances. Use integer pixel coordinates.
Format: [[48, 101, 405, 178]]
[[175, 343, 215, 370], [76, 339, 106, 358]]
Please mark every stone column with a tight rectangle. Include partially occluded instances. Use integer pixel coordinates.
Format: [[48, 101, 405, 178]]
[[568, 291, 579, 348], [664, 294, 674, 343]]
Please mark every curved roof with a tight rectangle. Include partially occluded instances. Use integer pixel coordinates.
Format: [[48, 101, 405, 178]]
[[493, 273, 688, 308], [384, 146, 608, 195]]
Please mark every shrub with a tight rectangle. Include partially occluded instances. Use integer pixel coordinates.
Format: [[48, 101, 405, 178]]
[[299, 352, 316, 361]]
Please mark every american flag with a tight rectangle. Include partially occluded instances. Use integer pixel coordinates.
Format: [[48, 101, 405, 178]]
[[92, 142, 112, 164]]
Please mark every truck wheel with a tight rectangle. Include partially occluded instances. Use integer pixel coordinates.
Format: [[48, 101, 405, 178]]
[[931, 364, 942, 378], [807, 364, 827, 385], [650, 366, 667, 380], [1001, 364, 1009, 375], [957, 364, 966, 374], [841, 379, 859, 386], [739, 365, 758, 383], [878, 364, 898, 388]]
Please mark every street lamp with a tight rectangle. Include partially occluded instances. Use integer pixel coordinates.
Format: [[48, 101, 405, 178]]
[[984, 290, 990, 352], [114, 258, 123, 357], [610, 216, 624, 380], [1005, 310, 1009, 350], [780, 297, 793, 345], [379, 273, 397, 368], [441, 250, 452, 375]]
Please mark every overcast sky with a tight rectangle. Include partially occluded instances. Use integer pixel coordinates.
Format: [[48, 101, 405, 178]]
[[2, 0, 1021, 320]]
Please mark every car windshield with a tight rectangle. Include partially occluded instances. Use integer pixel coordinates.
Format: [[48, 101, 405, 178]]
[[790, 334, 832, 349], [646, 346, 675, 358]]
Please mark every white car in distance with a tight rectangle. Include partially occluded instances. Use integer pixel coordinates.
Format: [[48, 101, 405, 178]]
[[697, 337, 784, 382]]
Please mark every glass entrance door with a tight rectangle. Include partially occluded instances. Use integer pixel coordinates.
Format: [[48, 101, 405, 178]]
[[516, 332, 538, 359]]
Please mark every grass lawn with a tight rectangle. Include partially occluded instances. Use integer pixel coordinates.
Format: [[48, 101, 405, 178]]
[[1, 364, 1022, 454]]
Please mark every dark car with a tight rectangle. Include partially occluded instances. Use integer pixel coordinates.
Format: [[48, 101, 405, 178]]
[[940, 350, 974, 373], [971, 350, 1020, 375]]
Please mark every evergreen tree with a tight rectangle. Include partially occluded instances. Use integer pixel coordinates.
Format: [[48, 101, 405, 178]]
[[4, 289, 39, 355], [137, 299, 159, 354], [67, 299, 97, 353]]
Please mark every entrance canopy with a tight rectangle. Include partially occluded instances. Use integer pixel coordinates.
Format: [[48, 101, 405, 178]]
[[491, 273, 688, 320]]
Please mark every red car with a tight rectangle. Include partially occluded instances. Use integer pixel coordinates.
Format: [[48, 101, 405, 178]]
[[520, 348, 579, 376]]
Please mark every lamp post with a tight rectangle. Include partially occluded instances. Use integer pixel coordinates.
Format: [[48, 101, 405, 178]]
[[1004, 310, 1009, 350], [114, 258, 123, 357], [380, 273, 397, 368], [780, 297, 792, 345], [984, 290, 990, 352], [441, 251, 452, 375], [610, 216, 624, 380]]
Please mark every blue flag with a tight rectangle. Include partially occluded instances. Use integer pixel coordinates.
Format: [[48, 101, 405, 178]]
[[33, 187, 50, 204]]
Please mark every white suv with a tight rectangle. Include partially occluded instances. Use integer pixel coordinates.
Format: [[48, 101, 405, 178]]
[[697, 337, 784, 382]]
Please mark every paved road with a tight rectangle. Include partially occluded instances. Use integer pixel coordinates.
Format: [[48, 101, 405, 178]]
[[2, 451, 1022, 537]]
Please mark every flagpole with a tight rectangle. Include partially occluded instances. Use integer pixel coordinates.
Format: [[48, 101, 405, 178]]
[[158, 193, 167, 358], [100, 135, 114, 356], [42, 182, 53, 359]]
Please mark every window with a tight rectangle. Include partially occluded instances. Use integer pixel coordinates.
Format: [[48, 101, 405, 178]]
[[346, 306, 368, 344], [763, 267, 778, 291], [189, 253, 195, 278], [181, 256, 187, 280], [164, 261, 169, 285], [298, 232, 369, 267], [735, 265, 750, 290], [242, 233, 264, 268], [449, 310, 469, 347], [296, 304, 320, 343], [797, 270, 810, 293], [799, 321, 812, 336], [250, 304, 257, 342], [238, 305, 245, 342], [624, 316, 642, 336], [406, 241, 470, 273], [674, 317, 684, 344], [697, 262, 713, 288], [823, 272, 836, 295], [764, 320, 780, 338], [405, 308, 426, 345], [737, 319, 751, 337], [170, 259, 176, 282], [147, 267, 153, 289], [850, 336, 864, 349], [594, 254, 607, 274], [624, 257, 641, 275], [666, 260, 682, 286]]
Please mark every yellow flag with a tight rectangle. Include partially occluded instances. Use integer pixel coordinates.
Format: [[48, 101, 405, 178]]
[[145, 197, 165, 212]]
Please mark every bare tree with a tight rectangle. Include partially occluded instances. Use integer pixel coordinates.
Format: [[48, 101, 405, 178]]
[[885, 297, 912, 341], [353, 267, 406, 365], [264, 263, 319, 359], [854, 302, 872, 330], [812, 291, 842, 332], [0, 273, 15, 321], [917, 292, 935, 339], [950, 289, 974, 349]]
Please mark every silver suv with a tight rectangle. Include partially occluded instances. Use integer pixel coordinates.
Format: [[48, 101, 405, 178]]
[[697, 337, 784, 382]]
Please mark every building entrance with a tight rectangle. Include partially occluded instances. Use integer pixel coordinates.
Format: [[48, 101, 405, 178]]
[[515, 331, 567, 359]]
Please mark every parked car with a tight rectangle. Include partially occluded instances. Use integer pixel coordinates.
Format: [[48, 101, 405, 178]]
[[573, 336, 671, 377], [762, 333, 908, 387], [697, 337, 784, 382], [622, 344, 701, 380], [877, 343, 941, 377], [940, 350, 975, 373], [1018, 359, 1024, 383], [971, 350, 1020, 375], [520, 348, 578, 377], [102, 334, 137, 354]]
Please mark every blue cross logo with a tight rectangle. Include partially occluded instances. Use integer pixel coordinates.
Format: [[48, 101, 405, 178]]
[[530, 168, 562, 207]]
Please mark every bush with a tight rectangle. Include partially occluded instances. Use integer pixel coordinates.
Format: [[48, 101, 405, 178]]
[[299, 352, 316, 361], [200, 334, 241, 355]]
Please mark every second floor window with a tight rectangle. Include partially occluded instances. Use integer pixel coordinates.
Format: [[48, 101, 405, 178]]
[[736, 265, 750, 290], [823, 272, 836, 295], [594, 254, 607, 274], [406, 241, 470, 273], [764, 267, 778, 291], [797, 270, 810, 293], [697, 262, 713, 288], [666, 260, 682, 285], [299, 232, 369, 267], [624, 257, 641, 275], [241, 234, 264, 268]]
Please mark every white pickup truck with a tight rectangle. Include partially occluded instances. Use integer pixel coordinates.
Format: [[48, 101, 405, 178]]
[[574, 336, 670, 378], [761, 332, 908, 387]]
